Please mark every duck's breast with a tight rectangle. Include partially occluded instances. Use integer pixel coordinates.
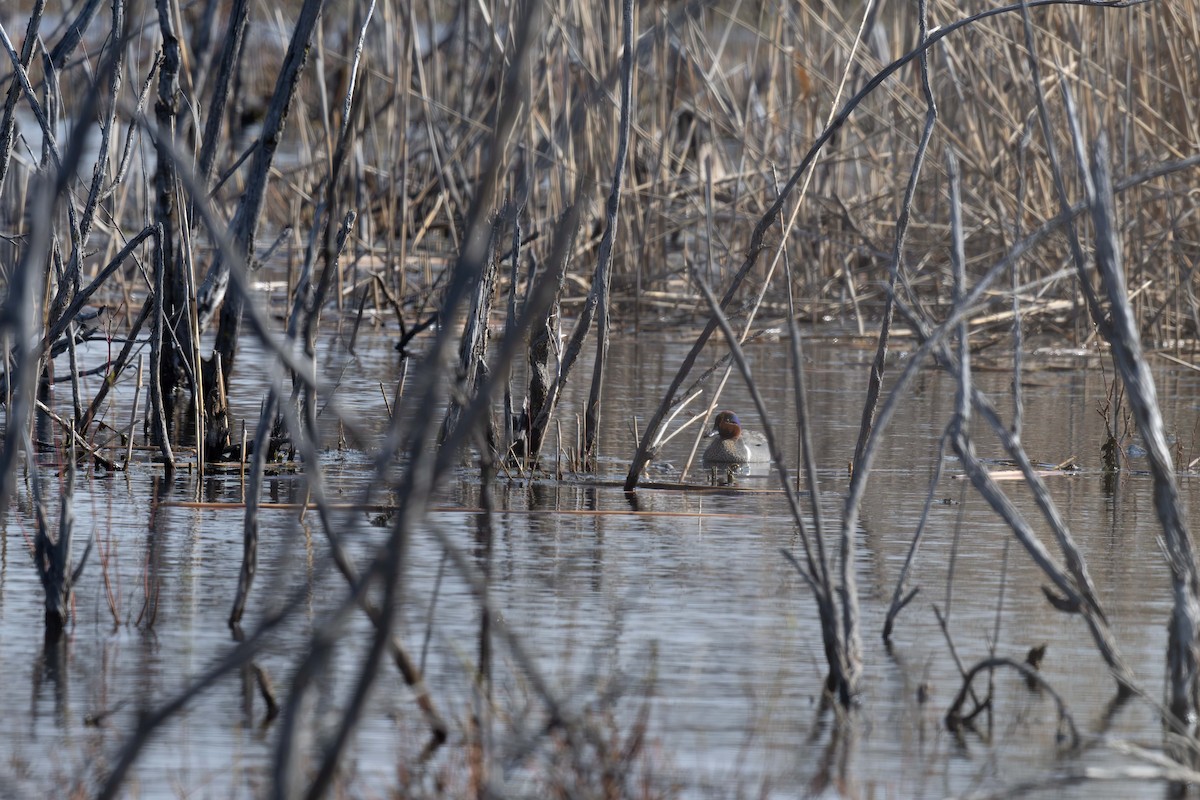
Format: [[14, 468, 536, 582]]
[[703, 438, 743, 463]]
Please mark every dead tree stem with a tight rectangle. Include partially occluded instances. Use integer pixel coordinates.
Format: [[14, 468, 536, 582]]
[[938, 149, 1136, 692], [193, 0, 327, 460], [694, 272, 855, 704], [153, 0, 188, 443], [945, 657, 1079, 748], [195, 0, 249, 192], [1087, 134, 1200, 732], [582, 0, 636, 467], [0, 0, 44, 192]]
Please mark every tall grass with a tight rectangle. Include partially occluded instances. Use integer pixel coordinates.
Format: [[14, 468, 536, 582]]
[[2, 0, 1194, 335]]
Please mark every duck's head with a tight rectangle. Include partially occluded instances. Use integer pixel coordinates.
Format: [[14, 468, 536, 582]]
[[711, 411, 742, 441]]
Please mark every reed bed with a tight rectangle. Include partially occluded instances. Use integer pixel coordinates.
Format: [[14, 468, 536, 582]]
[[1, 0, 1195, 334]]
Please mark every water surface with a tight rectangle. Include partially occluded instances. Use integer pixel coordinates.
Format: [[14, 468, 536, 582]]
[[2, 327, 1198, 798]]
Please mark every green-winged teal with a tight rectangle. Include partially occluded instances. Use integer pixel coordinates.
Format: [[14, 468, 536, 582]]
[[703, 411, 770, 463]]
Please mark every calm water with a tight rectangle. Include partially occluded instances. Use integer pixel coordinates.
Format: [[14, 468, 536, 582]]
[[2, 324, 1199, 798]]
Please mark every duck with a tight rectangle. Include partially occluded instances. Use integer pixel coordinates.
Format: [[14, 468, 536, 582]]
[[703, 411, 771, 463]]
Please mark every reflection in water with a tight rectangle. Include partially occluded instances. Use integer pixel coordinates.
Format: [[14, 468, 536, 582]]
[[34, 628, 69, 729], [0, 330, 1198, 796]]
